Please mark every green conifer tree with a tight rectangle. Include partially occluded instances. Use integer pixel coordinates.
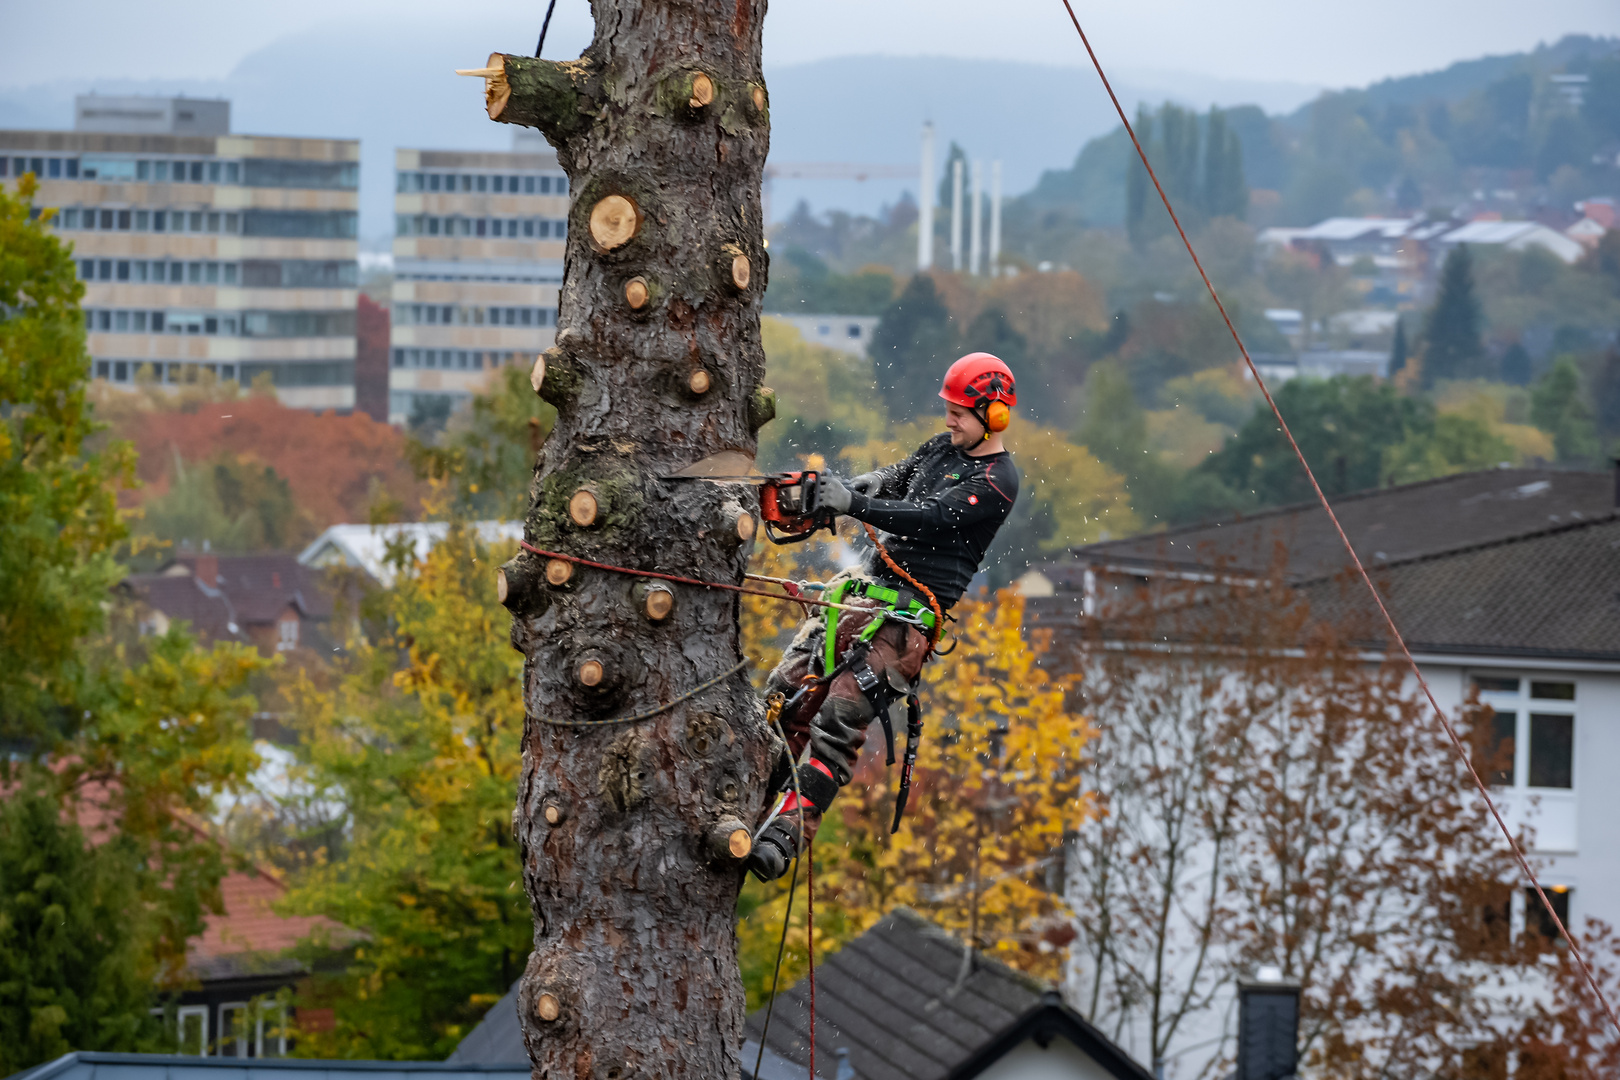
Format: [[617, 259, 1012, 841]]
[[0, 789, 166, 1073], [1203, 108, 1248, 220], [1388, 316, 1409, 378], [1422, 245, 1486, 385]]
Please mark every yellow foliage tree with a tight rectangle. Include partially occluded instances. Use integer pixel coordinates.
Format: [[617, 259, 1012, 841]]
[[278, 518, 529, 1059]]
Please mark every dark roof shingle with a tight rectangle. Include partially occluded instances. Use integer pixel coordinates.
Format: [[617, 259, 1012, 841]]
[[744, 908, 1045, 1080], [1301, 514, 1620, 660], [1067, 467, 1613, 582]]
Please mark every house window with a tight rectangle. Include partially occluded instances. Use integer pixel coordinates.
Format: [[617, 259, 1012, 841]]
[[219, 999, 288, 1057], [278, 617, 299, 651], [1470, 676, 1576, 791], [1471, 674, 1578, 853], [177, 1004, 209, 1055], [1526, 886, 1573, 953]]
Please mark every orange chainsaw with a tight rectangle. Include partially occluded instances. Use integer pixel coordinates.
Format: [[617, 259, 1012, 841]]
[[662, 451, 838, 545]]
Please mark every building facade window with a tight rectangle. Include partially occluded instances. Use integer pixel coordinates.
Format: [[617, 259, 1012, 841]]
[[1471, 674, 1578, 854]]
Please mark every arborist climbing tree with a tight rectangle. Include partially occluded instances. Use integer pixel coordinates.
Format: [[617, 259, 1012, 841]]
[[465, 2, 776, 1076], [749, 354, 1022, 880]]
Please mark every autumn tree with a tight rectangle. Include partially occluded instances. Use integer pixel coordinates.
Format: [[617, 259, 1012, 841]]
[[1059, 562, 1616, 1077], [1, 177, 267, 1069], [0, 174, 134, 744], [277, 522, 529, 1058], [467, 8, 775, 1074]]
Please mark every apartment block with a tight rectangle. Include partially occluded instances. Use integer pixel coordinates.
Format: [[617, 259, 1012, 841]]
[[390, 133, 566, 425], [0, 95, 360, 411]]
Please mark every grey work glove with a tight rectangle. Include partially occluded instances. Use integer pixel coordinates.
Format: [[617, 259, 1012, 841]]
[[818, 474, 853, 514], [847, 471, 884, 497]]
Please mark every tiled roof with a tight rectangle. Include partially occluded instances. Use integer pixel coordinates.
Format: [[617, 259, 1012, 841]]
[[188, 868, 336, 976], [1300, 514, 1620, 660], [744, 908, 1046, 1080], [121, 552, 335, 641], [1059, 468, 1613, 583]]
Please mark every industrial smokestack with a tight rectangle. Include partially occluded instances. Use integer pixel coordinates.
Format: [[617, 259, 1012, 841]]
[[950, 159, 963, 273], [969, 159, 983, 276], [918, 123, 936, 273], [988, 160, 1002, 278], [1237, 968, 1300, 1080]]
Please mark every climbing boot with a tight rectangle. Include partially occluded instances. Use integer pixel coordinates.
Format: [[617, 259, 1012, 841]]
[[746, 759, 837, 882]]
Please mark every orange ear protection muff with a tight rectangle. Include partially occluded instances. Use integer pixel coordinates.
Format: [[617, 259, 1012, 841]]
[[983, 400, 1011, 434]]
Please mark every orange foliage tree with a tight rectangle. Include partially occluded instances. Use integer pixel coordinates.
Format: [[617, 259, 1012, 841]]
[[94, 382, 423, 538]]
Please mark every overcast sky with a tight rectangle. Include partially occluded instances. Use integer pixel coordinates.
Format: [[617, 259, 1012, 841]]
[[2, 0, 1617, 91]]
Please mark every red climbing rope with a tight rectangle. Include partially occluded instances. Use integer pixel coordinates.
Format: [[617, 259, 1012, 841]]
[[806, 841, 816, 1080], [518, 541, 865, 613], [1056, 0, 1620, 1036]]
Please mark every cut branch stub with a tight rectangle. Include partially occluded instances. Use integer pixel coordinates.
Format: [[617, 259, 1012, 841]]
[[750, 84, 766, 113], [720, 243, 751, 291], [545, 558, 574, 586], [529, 352, 547, 394], [568, 487, 600, 527], [497, 557, 546, 615], [687, 369, 712, 395], [735, 512, 756, 543], [748, 386, 777, 432], [589, 195, 641, 252], [624, 276, 650, 310], [688, 72, 715, 109], [639, 582, 675, 622], [542, 798, 565, 825], [708, 818, 752, 861], [479, 53, 597, 142], [576, 657, 606, 688], [536, 993, 561, 1022]]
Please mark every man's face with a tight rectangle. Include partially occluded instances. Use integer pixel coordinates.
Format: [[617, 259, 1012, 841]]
[[944, 402, 985, 448]]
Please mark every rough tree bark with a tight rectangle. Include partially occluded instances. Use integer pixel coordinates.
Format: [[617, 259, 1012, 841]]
[[476, 3, 775, 1077]]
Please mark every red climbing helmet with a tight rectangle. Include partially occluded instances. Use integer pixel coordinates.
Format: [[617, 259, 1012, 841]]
[[939, 352, 1017, 409]]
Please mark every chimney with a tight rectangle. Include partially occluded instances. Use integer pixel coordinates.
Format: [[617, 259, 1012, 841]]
[[1237, 968, 1300, 1080], [195, 553, 219, 587]]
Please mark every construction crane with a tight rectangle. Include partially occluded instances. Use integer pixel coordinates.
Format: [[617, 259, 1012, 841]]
[[761, 161, 918, 230]]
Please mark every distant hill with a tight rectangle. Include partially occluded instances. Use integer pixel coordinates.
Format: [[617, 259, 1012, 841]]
[[1351, 34, 1619, 113], [1021, 34, 1620, 230]]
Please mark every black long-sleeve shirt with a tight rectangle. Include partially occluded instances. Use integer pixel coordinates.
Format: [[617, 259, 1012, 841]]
[[845, 433, 1019, 609]]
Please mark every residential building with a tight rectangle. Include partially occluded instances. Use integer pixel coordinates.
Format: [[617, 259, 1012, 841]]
[[298, 521, 524, 588], [1023, 466, 1620, 1075], [1436, 219, 1585, 264], [390, 132, 567, 425], [766, 313, 881, 358], [168, 866, 339, 1057], [119, 552, 336, 657], [0, 95, 360, 410]]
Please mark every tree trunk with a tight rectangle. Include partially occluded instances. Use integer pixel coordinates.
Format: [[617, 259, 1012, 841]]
[[481, 4, 774, 1076]]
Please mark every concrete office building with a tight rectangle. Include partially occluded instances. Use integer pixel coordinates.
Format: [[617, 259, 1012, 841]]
[[390, 131, 566, 424], [0, 95, 360, 411]]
